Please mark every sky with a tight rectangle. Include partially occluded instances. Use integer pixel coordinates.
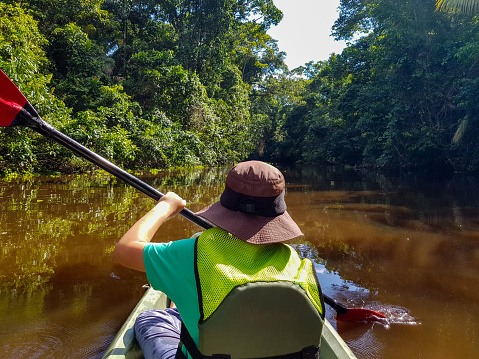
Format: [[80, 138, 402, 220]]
[[267, 0, 347, 69]]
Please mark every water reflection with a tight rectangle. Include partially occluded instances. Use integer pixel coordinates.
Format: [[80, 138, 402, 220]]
[[1, 165, 479, 359], [282, 166, 479, 359], [0, 168, 226, 358]]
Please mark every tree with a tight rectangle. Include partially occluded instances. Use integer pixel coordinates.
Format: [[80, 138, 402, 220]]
[[262, 0, 479, 171], [0, 3, 71, 173], [249, 69, 310, 160], [229, 21, 286, 84], [48, 23, 111, 112], [0, 0, 289, 173]]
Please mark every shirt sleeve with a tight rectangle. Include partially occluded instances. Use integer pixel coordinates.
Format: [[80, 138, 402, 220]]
[[142, 237, 200, 346], [143, 237, 197, 299]]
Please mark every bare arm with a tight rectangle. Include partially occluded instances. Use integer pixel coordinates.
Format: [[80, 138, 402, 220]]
[[113, 192, 186, 272]]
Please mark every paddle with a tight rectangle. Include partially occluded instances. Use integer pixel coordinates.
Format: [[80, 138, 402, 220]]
[[0, 69, 386, 323], [323, 295, 386, 322]]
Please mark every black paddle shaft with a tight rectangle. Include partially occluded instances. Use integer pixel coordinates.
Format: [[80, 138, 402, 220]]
[[31, 117, 350, 313], [29, 117, 349, 315], [2, 71, 388, 322], [323, 295, 348, 315], [19, 114, 348, 314], [18, 112, 214, 230]]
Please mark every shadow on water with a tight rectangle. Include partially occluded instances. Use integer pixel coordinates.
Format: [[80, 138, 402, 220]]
[[1, 165, 479, 358]]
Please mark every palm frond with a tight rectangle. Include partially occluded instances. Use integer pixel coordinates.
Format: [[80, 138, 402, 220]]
[[436, 0, 479, 13]]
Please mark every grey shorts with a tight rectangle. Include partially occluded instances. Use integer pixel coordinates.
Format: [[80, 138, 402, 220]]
[[134, 308, 182, 359]]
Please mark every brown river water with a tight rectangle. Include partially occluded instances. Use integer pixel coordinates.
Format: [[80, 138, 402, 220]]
[[1, 165, 478, 358]]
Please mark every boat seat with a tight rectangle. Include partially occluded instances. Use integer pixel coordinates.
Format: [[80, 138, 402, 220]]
[[197, 281, 323, 359]]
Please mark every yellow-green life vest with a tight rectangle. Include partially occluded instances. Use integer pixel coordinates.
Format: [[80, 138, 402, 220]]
[[192, 227, 325, 358]]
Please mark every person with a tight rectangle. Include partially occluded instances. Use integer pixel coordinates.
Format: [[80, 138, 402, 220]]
[[114, 160, 325, 359]]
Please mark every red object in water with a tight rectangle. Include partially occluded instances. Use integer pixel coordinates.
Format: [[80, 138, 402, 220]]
[[324, 294, 387, 323], [336, 307, 387, 322]]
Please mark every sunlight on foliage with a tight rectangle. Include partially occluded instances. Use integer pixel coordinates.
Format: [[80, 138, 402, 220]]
[[436, 0, 479, 13]]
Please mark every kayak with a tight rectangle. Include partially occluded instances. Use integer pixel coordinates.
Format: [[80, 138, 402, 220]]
[[102, 287, 357, 359]]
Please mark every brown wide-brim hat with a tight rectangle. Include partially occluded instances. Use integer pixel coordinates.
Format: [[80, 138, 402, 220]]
[[196, 161, 303, 244]]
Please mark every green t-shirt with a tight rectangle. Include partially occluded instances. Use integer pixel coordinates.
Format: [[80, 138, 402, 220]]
[[143, 237, 200, 347], [143, 230, 324, 355]]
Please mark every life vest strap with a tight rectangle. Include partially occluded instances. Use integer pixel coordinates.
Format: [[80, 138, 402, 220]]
[[175, 322, 203, 359], [174, 322, 319, 359]]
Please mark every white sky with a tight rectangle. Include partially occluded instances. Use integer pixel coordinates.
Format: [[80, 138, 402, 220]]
[[268, 0, 347, 69]]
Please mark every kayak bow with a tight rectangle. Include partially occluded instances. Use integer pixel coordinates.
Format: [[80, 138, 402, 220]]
[[102, 287, 359, 359]]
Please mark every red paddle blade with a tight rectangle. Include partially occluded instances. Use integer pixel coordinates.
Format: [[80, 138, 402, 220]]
[[0, 70, 38, 127], [0, 97, 24, 127], [336, 308, 387, 322]]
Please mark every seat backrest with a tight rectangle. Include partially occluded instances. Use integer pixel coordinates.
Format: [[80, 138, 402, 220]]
[[198, 281, 324, 358]]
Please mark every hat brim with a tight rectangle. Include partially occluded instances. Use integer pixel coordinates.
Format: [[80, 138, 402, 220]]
[[196, 202, 303, 244]]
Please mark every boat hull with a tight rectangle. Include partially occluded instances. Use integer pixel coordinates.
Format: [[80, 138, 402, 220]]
[[102, 287, 357, 359]]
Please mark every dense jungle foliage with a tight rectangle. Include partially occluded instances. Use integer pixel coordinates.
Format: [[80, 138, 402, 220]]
[[1, 0, 479, 174]]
